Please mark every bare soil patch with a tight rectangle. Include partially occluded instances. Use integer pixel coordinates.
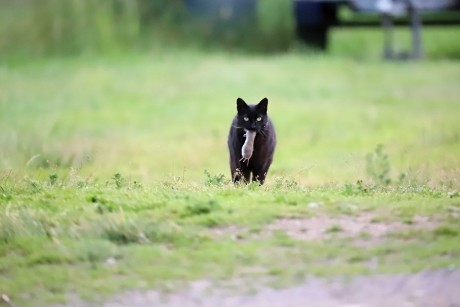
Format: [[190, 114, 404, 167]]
[[266, 213, 437, 242], [208, 213, 439, 248]]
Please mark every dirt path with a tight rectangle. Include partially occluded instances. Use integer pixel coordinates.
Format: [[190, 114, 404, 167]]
[[94, 269, 460, 307]]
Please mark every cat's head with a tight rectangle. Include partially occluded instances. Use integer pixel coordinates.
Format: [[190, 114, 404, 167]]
[[235, 97, 269, 132]]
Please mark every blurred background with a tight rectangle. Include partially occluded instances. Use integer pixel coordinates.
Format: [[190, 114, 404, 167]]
[[1, 0, 460, 185], [1, 0, 460, 57]]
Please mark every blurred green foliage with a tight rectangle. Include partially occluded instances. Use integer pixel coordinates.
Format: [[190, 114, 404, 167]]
[[1, 0, 460, 59], [0, 0, 294, 57], [0, 0, 141, 56]]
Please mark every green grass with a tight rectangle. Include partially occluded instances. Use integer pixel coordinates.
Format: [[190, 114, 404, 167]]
[[1, 180, 460, 305], [1, 28, 460, 306]]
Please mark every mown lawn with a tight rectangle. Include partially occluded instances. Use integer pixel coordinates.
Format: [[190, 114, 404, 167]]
[[1, 28, 460, 306]]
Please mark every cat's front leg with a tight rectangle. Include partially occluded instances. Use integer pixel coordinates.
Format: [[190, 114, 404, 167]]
[[232, 165, 251, 184], [252, 165, 269, 185]]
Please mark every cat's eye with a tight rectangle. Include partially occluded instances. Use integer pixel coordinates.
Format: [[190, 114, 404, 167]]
[[256, 117, 262, 122], [243, 117, 249, 122]]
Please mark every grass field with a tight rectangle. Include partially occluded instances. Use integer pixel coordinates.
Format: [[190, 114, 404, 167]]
[[1, 28, 460, 306]]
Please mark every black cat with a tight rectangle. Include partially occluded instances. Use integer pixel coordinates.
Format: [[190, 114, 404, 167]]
[[227, 97, 276, 184]]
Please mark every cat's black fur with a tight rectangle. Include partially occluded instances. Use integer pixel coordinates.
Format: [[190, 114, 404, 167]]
[[227, 97, 276, 184]]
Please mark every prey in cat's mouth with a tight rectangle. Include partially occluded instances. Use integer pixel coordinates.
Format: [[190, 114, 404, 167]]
[[240, 129, 256, 165]]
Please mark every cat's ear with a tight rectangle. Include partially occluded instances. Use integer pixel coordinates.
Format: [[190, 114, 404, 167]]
[[236, 98, 249, 113], [257, 97, 268, 114]]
